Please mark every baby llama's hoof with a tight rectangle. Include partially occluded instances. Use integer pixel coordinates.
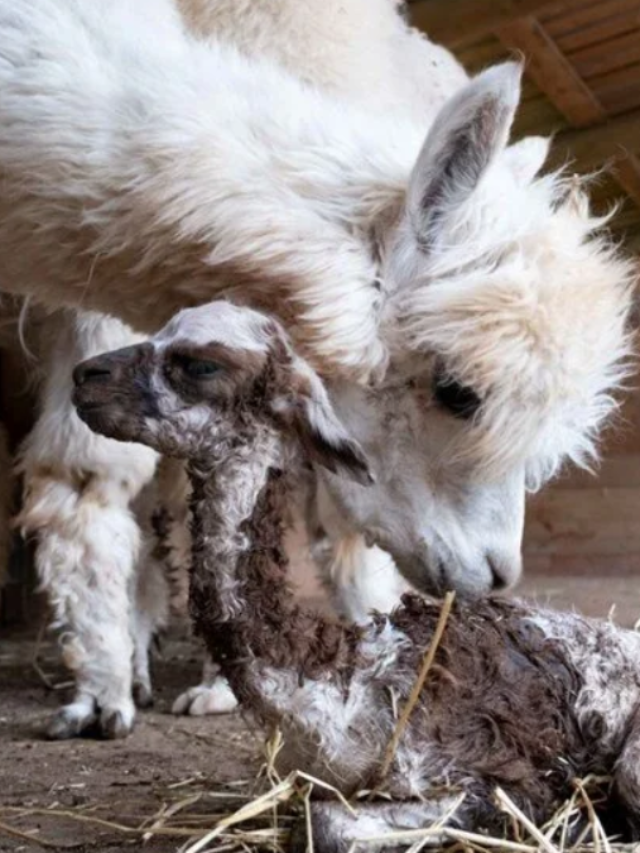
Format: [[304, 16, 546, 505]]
[[172, 678, 238, 716]]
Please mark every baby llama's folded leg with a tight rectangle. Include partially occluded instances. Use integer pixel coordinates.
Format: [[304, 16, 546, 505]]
[[291, 799, 463, 853]]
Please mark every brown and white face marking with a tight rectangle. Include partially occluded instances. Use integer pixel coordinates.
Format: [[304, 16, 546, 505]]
[[72, 302, 372, 484]]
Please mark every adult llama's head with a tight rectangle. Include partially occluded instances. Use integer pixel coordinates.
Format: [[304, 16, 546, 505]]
[[317, 62, 635, 597]]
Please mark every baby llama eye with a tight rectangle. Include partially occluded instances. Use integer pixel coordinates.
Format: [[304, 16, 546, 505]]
[[184, 359, 221, 378]]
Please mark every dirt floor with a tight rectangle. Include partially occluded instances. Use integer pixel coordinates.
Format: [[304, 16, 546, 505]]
[[3, 566, 640, 853], [0, 628, 266, 853]]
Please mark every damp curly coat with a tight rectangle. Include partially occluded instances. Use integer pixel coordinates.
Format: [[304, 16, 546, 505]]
[[72, 301, 640, 850]]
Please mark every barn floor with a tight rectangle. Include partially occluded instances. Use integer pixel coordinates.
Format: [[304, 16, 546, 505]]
[[0, 628, 266, 853], [2, 566, 640, 853]]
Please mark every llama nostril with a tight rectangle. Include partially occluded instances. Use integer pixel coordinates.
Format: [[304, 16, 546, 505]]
[[73, 361, 111, 386]]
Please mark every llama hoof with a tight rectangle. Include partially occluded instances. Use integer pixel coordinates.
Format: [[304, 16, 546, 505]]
[[132, 681, 154, 709], [45, 698, 98, 740], [99, 704, 135, 739], [172, 679, 239, 716]]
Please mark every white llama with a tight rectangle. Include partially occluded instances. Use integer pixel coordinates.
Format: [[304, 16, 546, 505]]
[[73, 300, 640, 849], [1, 0, 467, 737], [0, 0, 634, 738]]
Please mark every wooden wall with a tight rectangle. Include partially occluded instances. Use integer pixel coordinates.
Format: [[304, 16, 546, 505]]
[[523, 390, 640, 575]]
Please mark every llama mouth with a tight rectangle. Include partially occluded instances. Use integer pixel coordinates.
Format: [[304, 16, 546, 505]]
[[72, 392, 117, 428], [75, 400, 105, 412], [72, 390, 109, 414], [74, 402, 110, 429]]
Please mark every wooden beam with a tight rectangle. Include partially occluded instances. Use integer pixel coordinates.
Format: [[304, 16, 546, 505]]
[[548, 109, 640, 172], [408, 0, 584, 47], [614, 153, 640, 209], [496, 17, 606, 127], [622, 230, 640, 256]]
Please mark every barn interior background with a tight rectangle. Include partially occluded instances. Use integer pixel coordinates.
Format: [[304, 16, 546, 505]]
[[2, 0, 640, 624]]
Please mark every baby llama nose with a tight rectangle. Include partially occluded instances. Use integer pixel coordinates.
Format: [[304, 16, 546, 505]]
[[72, 358, 113, 386]]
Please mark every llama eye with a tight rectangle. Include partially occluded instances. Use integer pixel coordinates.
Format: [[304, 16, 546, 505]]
[[433, 374, 481, 420], [181, 358, 221, 379]]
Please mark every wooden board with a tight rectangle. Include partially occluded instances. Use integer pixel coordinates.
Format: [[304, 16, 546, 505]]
[[524, 487, 640, 555], [497, 16, 606, 125], [555, 7, 640, 53], [409, 0, 587, 47]]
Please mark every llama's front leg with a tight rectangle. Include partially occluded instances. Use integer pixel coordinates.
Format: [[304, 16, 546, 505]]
[[19, 464, 155, 738], [309, 481, 408, 623], [0, 423, 13, 586], [17, 310, 158, 739], [130, 488, 170, 709], [172, 655, 238, 716], [291, 799, 464, 853]]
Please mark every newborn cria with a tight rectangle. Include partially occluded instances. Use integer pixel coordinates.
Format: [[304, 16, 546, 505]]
[[73, 301, 640, 849]]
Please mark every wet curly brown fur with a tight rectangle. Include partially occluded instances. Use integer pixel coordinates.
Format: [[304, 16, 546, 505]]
[[387, 595, 595, 828], [189, 467, 361, 712]]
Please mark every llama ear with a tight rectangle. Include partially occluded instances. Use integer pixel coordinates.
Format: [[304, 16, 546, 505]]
[[504, 136, 550, 184], [271, 370, 374, 487], [408, 62, 522, 247]]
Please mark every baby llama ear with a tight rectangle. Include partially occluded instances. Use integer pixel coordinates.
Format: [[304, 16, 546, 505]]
[[270, 366, 374, 487]]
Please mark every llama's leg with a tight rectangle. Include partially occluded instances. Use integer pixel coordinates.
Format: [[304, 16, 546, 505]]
[[17, 310, 158, 739], [155, 457, 192, 617], [21, 471, 149, 739], [291, 799, 464, 853], [318, 536, 406, 624], [131, 557, 168, 709], [309, 481, 408, 623], [172, 655, 238, 716], [130, 484, 170, 710], [0, 424, 12, 588]]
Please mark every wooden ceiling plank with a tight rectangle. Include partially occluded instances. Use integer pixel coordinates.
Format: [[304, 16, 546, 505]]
[[548, 109, 640, 171], [592, 62, 640, 117], [597, 88, 640, 120], [570, 30, 640, 79], [409, 0, 585, 47], [496, 17, 606, 127], [557, 8, 640, 53], [455, 36, 508, 72], [541, 0, 637, 35], [614, 154, 640, 210]]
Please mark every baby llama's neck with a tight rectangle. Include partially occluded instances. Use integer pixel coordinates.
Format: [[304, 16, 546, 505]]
[[186, 444, 361, 716]]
